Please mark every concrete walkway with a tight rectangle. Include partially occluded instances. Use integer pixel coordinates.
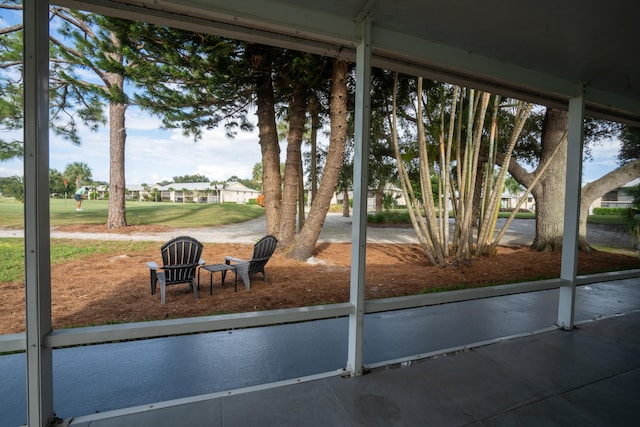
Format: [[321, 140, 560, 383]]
[[0, 214, 634, 247]]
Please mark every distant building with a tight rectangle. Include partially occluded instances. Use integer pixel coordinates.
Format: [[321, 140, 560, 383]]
[[590, 178, 640, 212], [93, 181, 260, 204], [156, 181, 259, 204], [327, 183, 407, 211], [501, 191, 536, 212]]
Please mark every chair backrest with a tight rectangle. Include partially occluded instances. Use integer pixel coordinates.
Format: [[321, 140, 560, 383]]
[[160, 236, 203, 284], [248, 235, 277, 275]]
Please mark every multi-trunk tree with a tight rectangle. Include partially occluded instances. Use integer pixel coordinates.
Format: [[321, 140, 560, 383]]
[[120, 21, 347, 259], [390, 74, 532, 265], [504, 110, 637, 252]]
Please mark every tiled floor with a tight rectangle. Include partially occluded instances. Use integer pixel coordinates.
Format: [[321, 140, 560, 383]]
[[2, 278, 639, 426]]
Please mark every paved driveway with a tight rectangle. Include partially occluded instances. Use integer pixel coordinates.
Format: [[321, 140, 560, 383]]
[[0, 213, 633, 247]]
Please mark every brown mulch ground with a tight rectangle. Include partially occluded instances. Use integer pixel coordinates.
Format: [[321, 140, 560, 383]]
[[1, 230, 639, 334]]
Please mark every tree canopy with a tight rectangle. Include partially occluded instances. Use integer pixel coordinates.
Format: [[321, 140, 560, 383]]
[[172, 174, 210, 183], [619, 127, 640, 164]]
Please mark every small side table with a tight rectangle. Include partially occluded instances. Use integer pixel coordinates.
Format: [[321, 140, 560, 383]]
[[198, 264, 238, 294]]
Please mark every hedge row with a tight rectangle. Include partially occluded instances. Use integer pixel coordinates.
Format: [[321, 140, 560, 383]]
[[592, 207, 629, 216]]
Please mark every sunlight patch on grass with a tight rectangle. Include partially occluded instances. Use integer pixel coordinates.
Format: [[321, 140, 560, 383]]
[[0, 198, 265, 228]]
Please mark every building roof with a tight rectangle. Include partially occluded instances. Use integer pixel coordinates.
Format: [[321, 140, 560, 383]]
[[154, 181, 259, 193]]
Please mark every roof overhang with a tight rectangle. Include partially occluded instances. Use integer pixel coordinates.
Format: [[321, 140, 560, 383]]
[[56, 0, 640, 126]]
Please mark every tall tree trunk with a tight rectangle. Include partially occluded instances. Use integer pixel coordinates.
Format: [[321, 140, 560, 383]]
[[105, 35, 128, 229], [309, 94, 320, 202], [288, 60, 348, 260], [579, 158, 640, 251], [298, 160, 305, 232], [375, 186, 384, 212], [255, 71, 281, 236], [531, 108, 568, 251], [107, 101, 128, 229], [278, 86, 308, 248], [342, 188, 350, 217]]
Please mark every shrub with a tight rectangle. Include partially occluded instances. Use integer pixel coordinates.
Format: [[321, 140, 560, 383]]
[[367, 210, 410, 224], [593, 207, 628, 216]]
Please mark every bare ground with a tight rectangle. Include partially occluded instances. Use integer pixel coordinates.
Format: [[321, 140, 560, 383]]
[[1, 226, 638, 334]]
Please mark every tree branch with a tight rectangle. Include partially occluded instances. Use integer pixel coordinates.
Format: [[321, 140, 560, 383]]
[[494, 152, 535, 188]]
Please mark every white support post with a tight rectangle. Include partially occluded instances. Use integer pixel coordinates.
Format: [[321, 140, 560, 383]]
[[24, 1, 55, 426], [347, 17, 372, 377], [557, 87, 585, 330]]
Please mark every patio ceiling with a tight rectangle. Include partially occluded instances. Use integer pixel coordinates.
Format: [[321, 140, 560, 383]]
[[59, 0, 640, 125]]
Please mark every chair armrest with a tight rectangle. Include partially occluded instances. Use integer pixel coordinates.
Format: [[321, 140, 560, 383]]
[[225, 256, 246, 265], [147, 261, 159, 270], [233, 262, 250, 281]]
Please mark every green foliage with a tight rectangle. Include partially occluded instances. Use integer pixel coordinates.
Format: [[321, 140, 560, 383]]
[[0, 198, 265, 228], [0, 238, 156, 283], [0, 25, 25, 161], [621, 185, 640, 245], [504, 175, 523, 194], [0, 139, 22, 161], [122, 23, 255, 139], [367, 210, 411, 224], [63, 162, 92, 188], [586, 215, 627, 226], [237, 178, 262, 191], [618, 127, 640, 164], [381, 192, 400, 211], [0, 175, 23, 202], [592, 207, 629, 216], [0, 5, 108, 154], [49, 169, 67, 197], [252, 162, 263, 183], [172, 174, 209, 183]]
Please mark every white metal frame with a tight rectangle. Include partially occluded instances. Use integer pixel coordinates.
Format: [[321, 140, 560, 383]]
[[347, 16, 372, 377], [558, 89, 586, 329], [11, 1, 640, 426], [23, 1, 55, 426]]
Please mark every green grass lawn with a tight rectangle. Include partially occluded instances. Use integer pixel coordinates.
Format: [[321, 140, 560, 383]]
[[0, 238, 157, 283], [0, 198, 267, 283], [0, 198, 631, 283], [0, 197, 265, 228]]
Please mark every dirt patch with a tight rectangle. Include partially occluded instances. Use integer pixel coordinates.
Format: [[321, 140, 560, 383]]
[[1, 240, 638, 334]]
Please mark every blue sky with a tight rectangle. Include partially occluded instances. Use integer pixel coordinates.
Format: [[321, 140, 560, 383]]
[[0, 8, 264, 185], [1, 106, 264, 184]]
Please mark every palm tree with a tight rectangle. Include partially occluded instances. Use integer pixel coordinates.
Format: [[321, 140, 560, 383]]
[[64, 162, 92, 188]]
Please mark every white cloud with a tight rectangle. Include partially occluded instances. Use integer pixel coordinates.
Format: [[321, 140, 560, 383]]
[[583, 138, 621, 183], [120, 118, 261, 184], [0, 110, 261, 185]]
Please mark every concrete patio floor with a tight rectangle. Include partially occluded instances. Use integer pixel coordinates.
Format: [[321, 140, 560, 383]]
[[1, 277, 638, 426]]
